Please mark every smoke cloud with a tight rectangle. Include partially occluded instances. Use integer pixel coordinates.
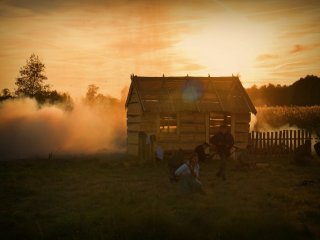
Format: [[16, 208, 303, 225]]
[[0, 89, 127, 160]]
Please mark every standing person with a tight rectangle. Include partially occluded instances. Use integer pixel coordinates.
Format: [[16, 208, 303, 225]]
[[210, 124, 234, 180], [194, 142, 210, 163]]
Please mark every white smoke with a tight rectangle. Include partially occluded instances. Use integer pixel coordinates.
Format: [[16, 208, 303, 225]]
[[0, 91, 127, 160]]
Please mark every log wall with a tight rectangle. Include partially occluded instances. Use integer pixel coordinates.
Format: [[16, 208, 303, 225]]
[[127, 92, 252, 156], [126, 88, 142, 155], [233, 113, 251, 149]]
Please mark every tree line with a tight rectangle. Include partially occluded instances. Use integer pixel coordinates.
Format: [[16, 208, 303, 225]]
[[246, 75, 320, 106], [0, 54, 73, 109], [2, 54, 319, 108]]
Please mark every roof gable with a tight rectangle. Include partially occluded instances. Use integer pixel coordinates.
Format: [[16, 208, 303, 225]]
[[126, 75, 256, 114]]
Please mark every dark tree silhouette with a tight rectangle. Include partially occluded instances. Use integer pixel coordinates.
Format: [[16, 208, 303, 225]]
[[0, 88, 13, 101], [246, 75, 320, 106], [86, 84, 99, 103], [15, 54, 49, 97]]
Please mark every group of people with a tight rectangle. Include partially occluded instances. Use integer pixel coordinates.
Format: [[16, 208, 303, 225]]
[[169, 124, 320, 193], [171, 124, 234, 193]]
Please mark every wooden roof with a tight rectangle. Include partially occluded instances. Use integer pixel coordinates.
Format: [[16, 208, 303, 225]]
[[125, 75, 257, 114]]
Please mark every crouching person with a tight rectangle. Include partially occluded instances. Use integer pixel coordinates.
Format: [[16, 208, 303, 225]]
[[173, 154, 203, 193], [293, 139, 312, 165]]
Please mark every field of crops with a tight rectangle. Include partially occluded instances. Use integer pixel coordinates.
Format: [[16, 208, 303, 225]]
[[252, 106, 320, 133]]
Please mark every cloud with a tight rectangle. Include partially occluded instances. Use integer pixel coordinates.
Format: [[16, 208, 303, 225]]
[[256, 54, 279, 61], [289, 43, 320, 54]]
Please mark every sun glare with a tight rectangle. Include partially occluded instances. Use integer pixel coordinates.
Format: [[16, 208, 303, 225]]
[[178, 16, 270, 79]]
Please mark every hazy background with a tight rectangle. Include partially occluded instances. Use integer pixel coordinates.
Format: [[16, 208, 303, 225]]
[[1, 0, 320, 98], [0, 89, 127, 160]]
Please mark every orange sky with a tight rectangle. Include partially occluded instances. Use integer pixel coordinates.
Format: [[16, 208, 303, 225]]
[[0, 0, 320, 98]]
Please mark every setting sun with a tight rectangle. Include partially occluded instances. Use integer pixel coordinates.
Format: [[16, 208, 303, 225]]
[[178, 14, 275, 84]]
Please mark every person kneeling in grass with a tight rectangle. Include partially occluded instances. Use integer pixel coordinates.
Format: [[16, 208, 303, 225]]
[[173, 154, 203, 193], [293, 139, 313, 165]]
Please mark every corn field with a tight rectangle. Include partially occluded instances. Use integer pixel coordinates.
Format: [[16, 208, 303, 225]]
[[252, 106, 320, 134]]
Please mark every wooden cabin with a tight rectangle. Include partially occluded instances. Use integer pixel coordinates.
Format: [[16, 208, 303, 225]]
[[125, 75, 257, 156]]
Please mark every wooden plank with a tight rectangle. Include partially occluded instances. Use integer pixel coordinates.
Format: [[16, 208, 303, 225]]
[[127, 123, 140, 132], [235, 133, 250, 142], [180, 124, 206, 133], [235, 123, 249, 133], [129, 92, 140, 103], [180, 114, 206, 123], [258, 132, 262, 149], [289, 130, 293, 152], [179, 142, 203, 150], [194, 134, 206, 142], [234, 113, 251, 122], [127, 102, 142, 115], [127, 115, 141, 123], [127, 132, 139, 144], [254, 131, 258, 151], [158, 143, 180, 151], [127, 144, 139, 156], [179, 134, 194, 142], [158, 134, 179, 142], [140, 126, 157, 134]]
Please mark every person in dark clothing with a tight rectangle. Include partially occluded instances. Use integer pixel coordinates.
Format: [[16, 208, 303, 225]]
[[194, 142, 210, 163], [210, 124, 234, 180], [293, 139, 312, 165], [315, 142, 320, 157]]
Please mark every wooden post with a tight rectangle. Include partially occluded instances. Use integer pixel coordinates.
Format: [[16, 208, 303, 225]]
[[307, 131, 311, 141], [293, 130, 297, 150], [275, 131, 278, 154], [271, 132, 274, 154], [283, 130, 288, 153], [297, 130, 301, 146], [254, 131, 258, 153], [279, 130, 282, 143], [289, 130, 293, 152], [262, 132, 266, 154], [258, 132, 262, 152], [285, 130, 289, 153]]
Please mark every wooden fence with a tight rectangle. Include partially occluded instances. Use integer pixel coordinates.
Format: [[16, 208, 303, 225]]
[[249, 130, 319, 154]]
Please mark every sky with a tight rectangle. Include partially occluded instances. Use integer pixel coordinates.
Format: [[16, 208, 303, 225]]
[[0, 0, 320, 98]]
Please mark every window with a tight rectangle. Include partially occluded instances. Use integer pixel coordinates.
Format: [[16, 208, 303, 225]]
[[160, 114, 177, 133], [209, 112, 231, 138]]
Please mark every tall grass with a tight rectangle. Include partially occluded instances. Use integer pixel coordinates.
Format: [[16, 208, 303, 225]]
[[253, 106, 320, 132]]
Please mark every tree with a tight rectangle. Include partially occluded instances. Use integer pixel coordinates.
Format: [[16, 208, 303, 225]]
[[85, 84, 99, 103], [0, 88, 13, 101], [15, 54, 49, 97]]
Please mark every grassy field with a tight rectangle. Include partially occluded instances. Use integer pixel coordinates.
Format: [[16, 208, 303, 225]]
[[1, 153, 320, 240]]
